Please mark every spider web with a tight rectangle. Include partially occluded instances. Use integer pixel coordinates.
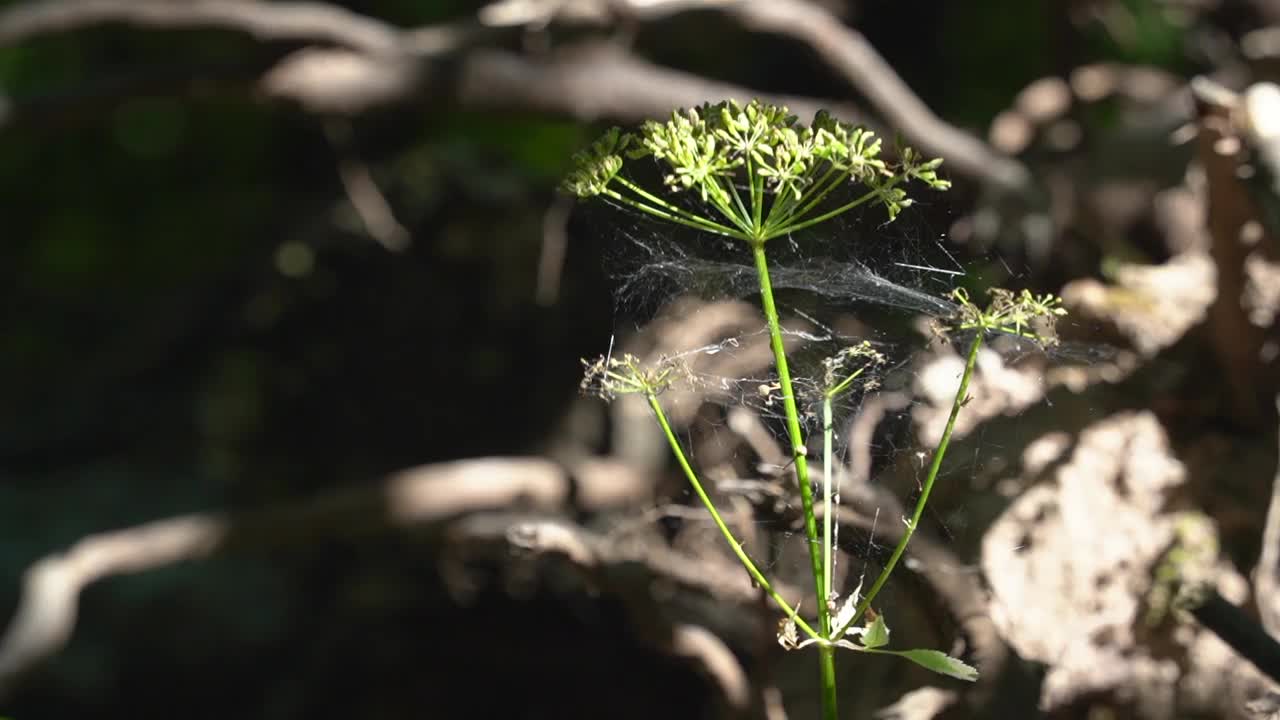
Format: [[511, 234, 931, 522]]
[[579, 186, 1106, 616], [601, 195, 961, 321]]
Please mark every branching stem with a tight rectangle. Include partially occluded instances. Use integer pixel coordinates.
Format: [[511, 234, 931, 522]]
[[751, 240, 838, 720], [821, 364, 868, 601], [766, 164, 843, 234], [645, 393, 820, 640], [822, 395, 836, 602], [834, 331, 983, 638], [780, 176, 902, 236], [606, 179, 740, 237], [566, 101, 986, 715]]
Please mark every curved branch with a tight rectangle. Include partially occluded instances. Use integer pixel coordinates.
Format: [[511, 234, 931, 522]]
[[485, 0, 1034, 192], [0, 0, 404, 53], [0, 456, 651, 697], [456, 512, 780, 714], [0, 0, 1023, 194], [0, 40, 870, 138], [725, 0, 1031, 195], [456, 42, 869, 126]]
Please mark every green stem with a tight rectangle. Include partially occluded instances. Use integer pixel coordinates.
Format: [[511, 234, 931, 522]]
[[645, 393, 821, 641], [817, 645, 837, 719], [726, 176, 753, 234], [606, 180, 742, 238], [611, 176, 711, 225], [769, 178, 796, 227], [822, 394, 835, 602], [834, 331, 983, 638], [703, 176, 755, 234], [750, 241, 838, 720], [751, 156, 765, 232], [775, 186, 881, 237], [774, 172, 907, 238], [744, 153, 760, 235], [765, 164, 842, 236], [821, 366, 867, 609]]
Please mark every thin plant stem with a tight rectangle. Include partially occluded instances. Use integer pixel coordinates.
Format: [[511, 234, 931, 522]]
[[703, 176, 754, 234], [751, 156, 765, 232], [603, 190, 739, 239], [834, 331, 983, 638], [750, 240, 838, 720], [726, 176, 753, 233], [610, 175, 717, 226], [645, 392, 821, 641], [764, 168, 813, 232], [775, 175, 905, 238], [770, 178, 797, 227], [607, 179, 745, 237], [822, 395, 835, 602], [821, 365, 868, 604], [765, 164, 843, 236]]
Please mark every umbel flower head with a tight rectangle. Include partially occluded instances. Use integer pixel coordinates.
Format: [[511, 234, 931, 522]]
[[580, 353, 694, 401], [561, 99, 951, 242], [822, 341, 887, 398], [949, 287, 1069, 343]]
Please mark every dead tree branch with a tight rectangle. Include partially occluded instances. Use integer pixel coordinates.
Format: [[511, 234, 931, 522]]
[[0, 456, 651, 697], [721, 0, 1032, 195], [0, 0, 1028, 194], [460, 512, 780, 715], [0, 0, 404, 53]]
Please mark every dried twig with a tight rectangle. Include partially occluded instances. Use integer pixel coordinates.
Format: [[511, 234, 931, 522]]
[[0, 0, 404, 52], [453, 512, 798, 715], [536, 193, 573, 306], [0, 456, 651, 696], [325, 120, 412, 252], [0, 0, 1027, 194], [1186, 589, 1280, 685], [722, 0, 1031, 195]]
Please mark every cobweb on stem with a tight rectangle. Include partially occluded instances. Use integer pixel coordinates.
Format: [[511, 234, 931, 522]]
[[598, 198, 962, 321], [576, 190, 1107, 616]]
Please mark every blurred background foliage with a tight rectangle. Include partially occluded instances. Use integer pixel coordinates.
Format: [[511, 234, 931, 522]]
[[0, 0, 1273, 717]]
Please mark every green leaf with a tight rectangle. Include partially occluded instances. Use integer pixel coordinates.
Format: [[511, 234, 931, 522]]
[[861, 615, 890, 649], [832, 615, 978, 682], [880, 649, 978, 682]]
